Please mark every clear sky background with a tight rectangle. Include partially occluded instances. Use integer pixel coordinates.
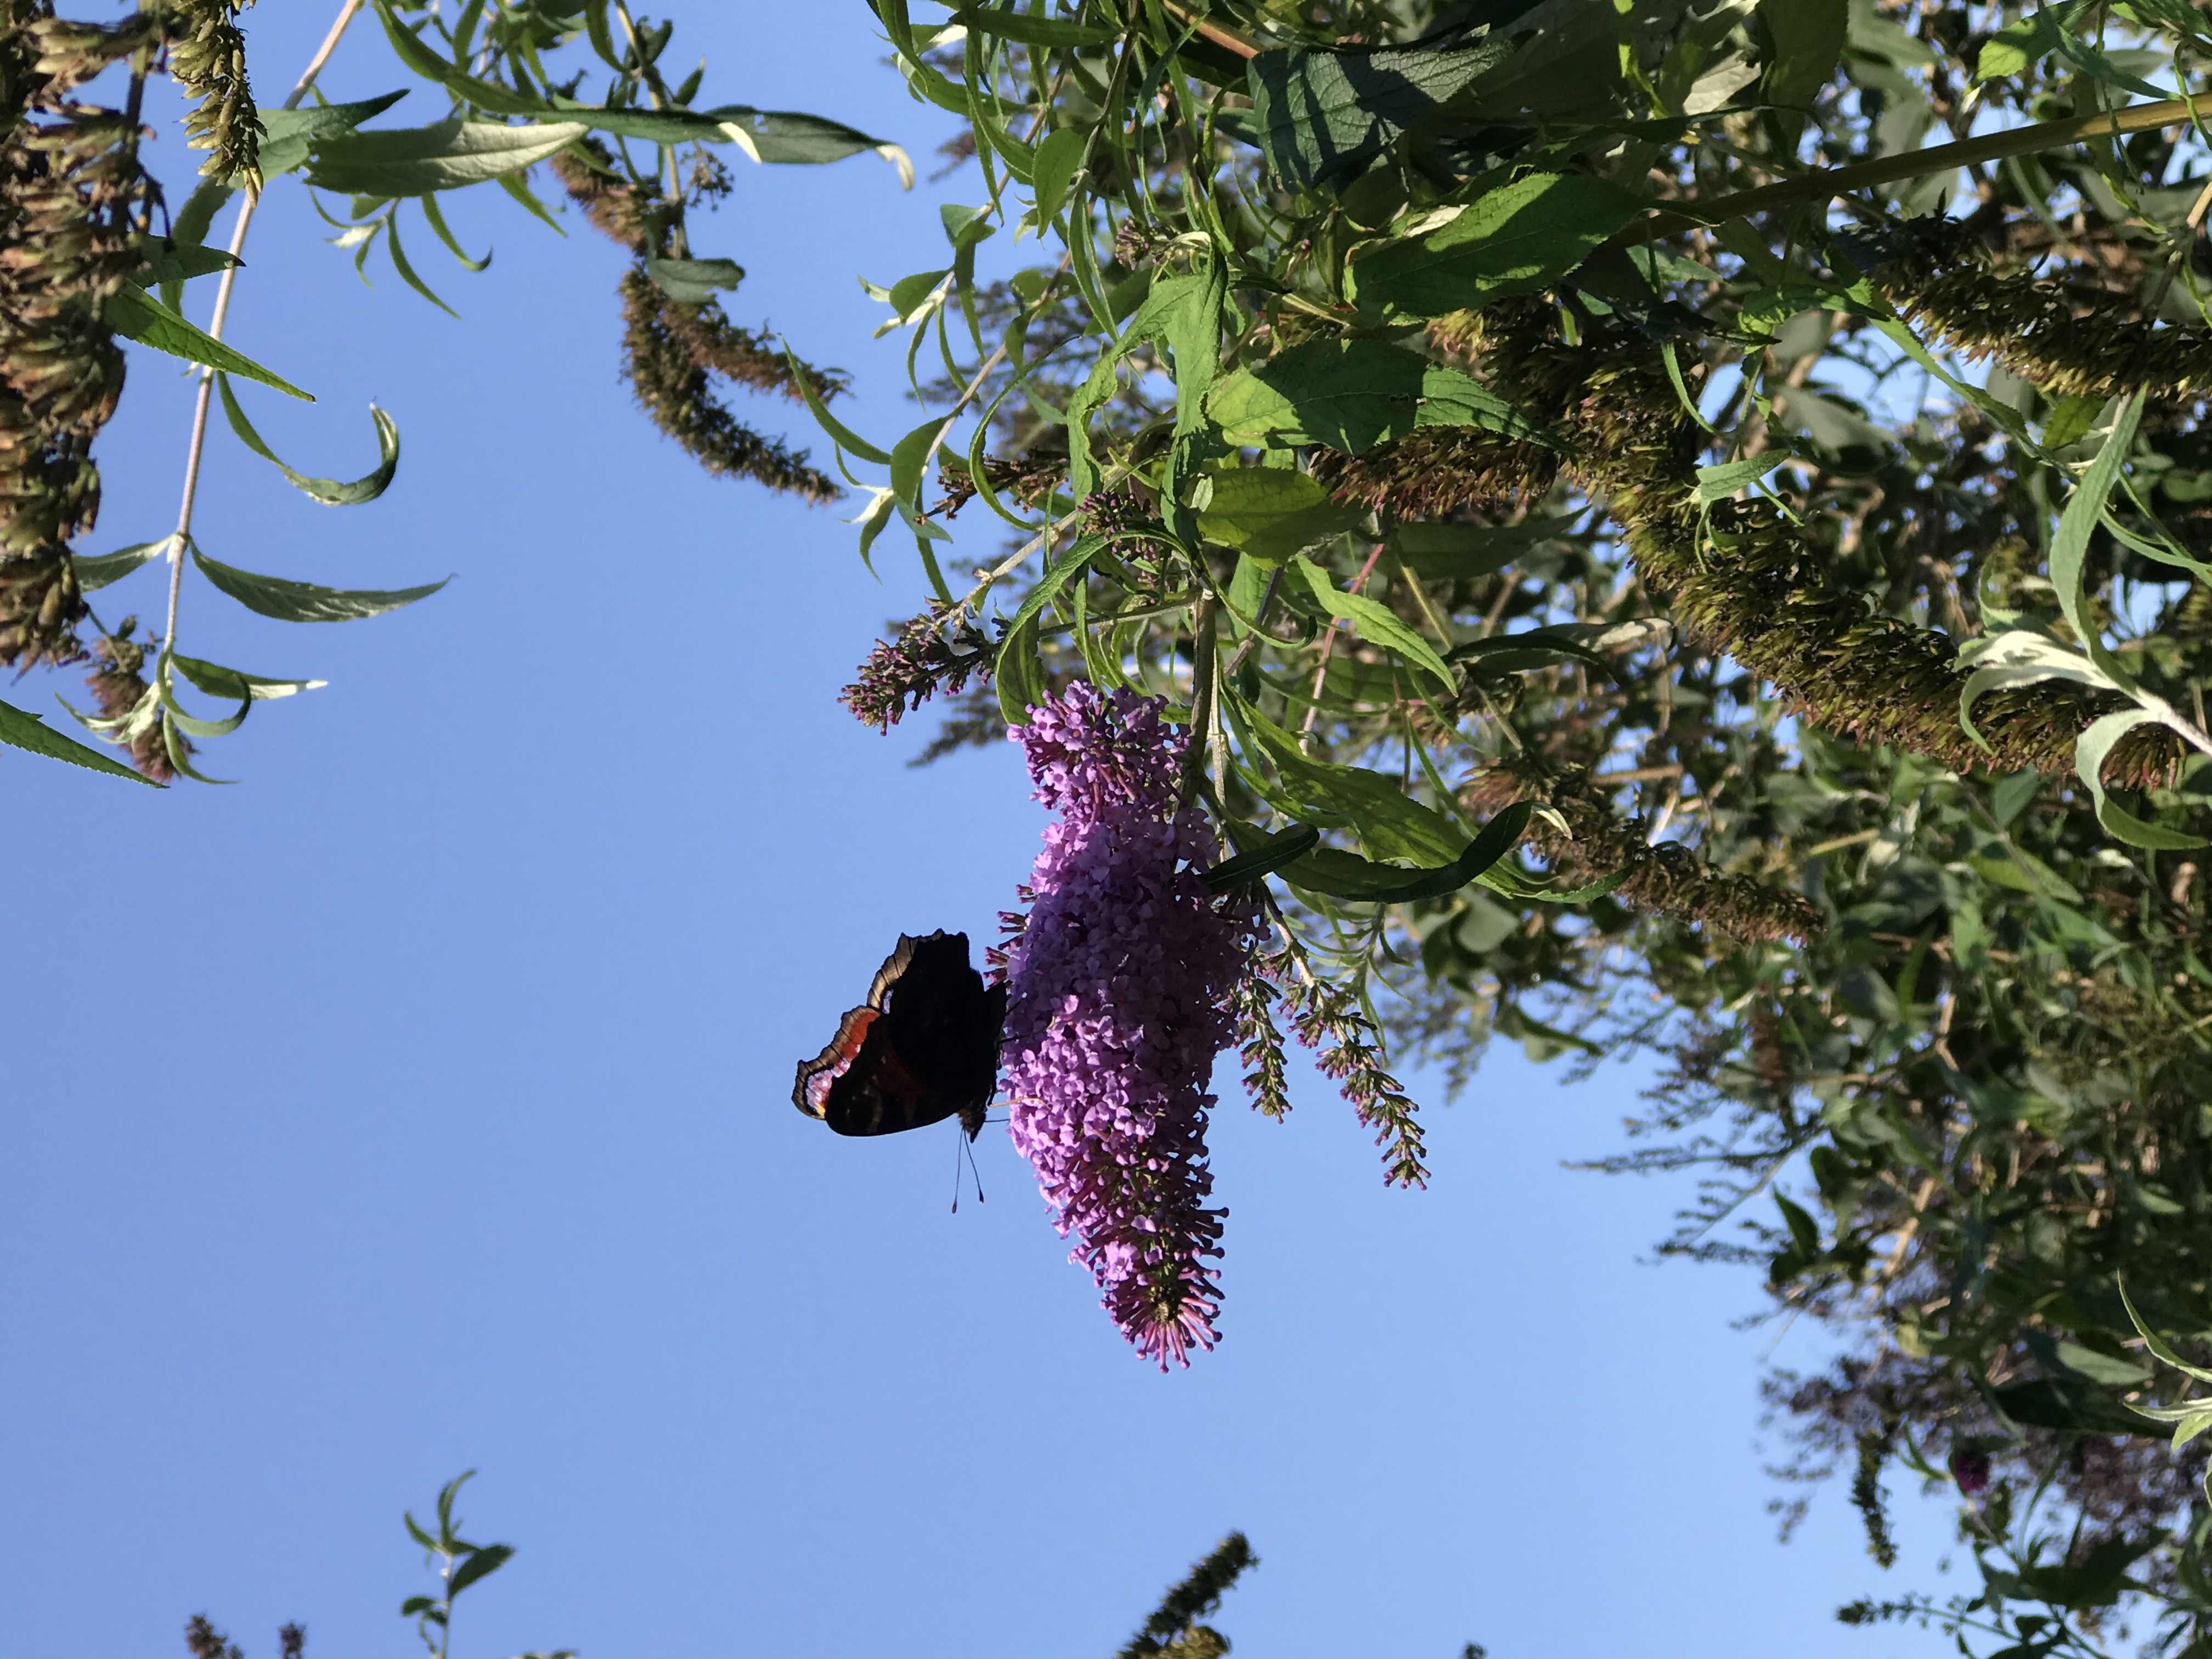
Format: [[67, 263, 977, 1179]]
[[4, 7, 1959, 1657]]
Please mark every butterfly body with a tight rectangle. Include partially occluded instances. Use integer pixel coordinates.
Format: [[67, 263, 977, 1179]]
[[792, 931, 1006, 1139]]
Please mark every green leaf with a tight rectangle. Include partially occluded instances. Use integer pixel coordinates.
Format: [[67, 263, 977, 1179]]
[[218, 375, 398, 506], [2121, 1279, 2212, 1385], [2078, 709, 2208, 849], [1292, 555, 1454, 691], [786, 338, 890, 463], [1392, 517, 1565, 579], [1695, 453, 1790, 504], [1201, 823, 1323, 892], [2050, 388, 2147, 684], [1239, 706, 1467, 865], [129, 233, 239, 285], [305, 117, 589, 196], [1029, 125, 1088, 225], [191, 545, 448, 622], [1974, 10, 2061, 80], [447, 1544, 512, 1598], [644, 250, 744, 304], [0, 697, 158, 783], [170, 653, 325, 702], [2042, 391, 2107, 451], [104, 284, 313, 400], [948, 4, 1121, 48], [1989, 1375, 2164, 1437], [1284, 802, 1533, 903], [252, 89, 412, 177], [1196, 469, 1367, 564], [1758, 0, 1847, 132], [1450, 625, 1621, 684], [1775, 1192, 1821, 1255], [1208, 338, 1556, 455], [1349, 172, 1645, 321], [73, 538, 170, 591], [995, 612, 1045, 724], [1246, 41, 1513, 189]]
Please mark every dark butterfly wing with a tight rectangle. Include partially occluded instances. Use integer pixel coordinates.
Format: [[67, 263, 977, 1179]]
[[794, 930, 1008, 1140], [792, 1005, 879, 1118], [822, 1018, 967, 1136]]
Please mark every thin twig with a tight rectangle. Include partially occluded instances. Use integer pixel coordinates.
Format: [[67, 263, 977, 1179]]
[[1614, 89, 2212, 250], [162, 0, 366, 651], [1300, 541, 1386, 739]]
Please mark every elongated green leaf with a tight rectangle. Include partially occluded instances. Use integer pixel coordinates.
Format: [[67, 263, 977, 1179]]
[[192, 546, 448, 622], [1246, 41, 1513, 189], [1202, 823, 1323, 893], [995, 612, 1045, 724], [157, 653, 251, 738], [1209, 338, 1555, 455], [252, 90, 412, 177], [1285, 803, 1533, 903], [949, 4, 1121, 48], [1293, 555, 1454, 691], [1451, 627, 1621, 684], [786, 339, 890, 463], [1349, 172, 1645, 321], [1030, 125, 1087, 224], [447, 1544, 512, 1598], [0, 697, 157, 783], [2050, 388, 2147, 684], [1695, 453, 1790, 503], [218, 375, 399, 506], [104, 285, 313, 400], [73, 538, 170, 591], [1759, 0, 1847, 134], [1238, 704, 1466, 864], [170, 653, 325, 702], [644, 251, 743, 304], [306, 118, 589, 196], [129, 234, 239, 285], [1196, 469, 1367, 564], [1392, 517, 1565, 579], [1957, 627, 2124, 749], [2077, 708, 2207, 849]]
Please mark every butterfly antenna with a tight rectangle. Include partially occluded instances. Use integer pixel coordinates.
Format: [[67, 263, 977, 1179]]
[[950, 1131, 964, 1215], [964, 1132, 986, 1206]]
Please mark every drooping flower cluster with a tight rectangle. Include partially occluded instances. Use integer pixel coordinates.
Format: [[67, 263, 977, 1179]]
[[1001, 682, 1256, 1367]]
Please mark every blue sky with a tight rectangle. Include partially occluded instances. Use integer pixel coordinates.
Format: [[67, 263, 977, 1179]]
[[3, 7, 1955, 1656]]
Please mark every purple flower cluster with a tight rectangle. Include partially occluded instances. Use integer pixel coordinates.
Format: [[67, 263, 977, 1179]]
[[1001, 682, 1256, 1367]]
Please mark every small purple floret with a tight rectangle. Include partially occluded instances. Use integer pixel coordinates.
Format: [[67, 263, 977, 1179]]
[[1001, 682, 1256, 1368], [1950, 1448, 1992, 1496]]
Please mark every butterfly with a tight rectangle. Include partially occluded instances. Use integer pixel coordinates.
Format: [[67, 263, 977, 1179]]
[[792, 930, 1007, 1139]]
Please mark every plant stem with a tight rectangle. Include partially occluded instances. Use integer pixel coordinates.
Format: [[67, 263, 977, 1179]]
[[1619, 90, 2212, 249], [161, 0, 365, 652]]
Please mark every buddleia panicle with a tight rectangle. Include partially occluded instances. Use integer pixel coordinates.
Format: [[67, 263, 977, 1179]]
[[1267, 941, 1429, 1188], [1229, 961, 1291, 1120], [183, 1616, 242, 1659], [926, 447, 1065, 519], [0, 5, 160, 671], [83, 623, 177, 782], [164, 0, 258, 184], [1875, 215, 2212, 403], [1118, 1533, 1256, 1659], [616, 266, 838, 501], [550, 140, 844, 502], [1334, 301, 2175, 786], [1850, 1429, 1899, 1570], [840, 602, 992, 731], [276, 1626, 303, 1659], [1511, 763, 1823, 944]]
